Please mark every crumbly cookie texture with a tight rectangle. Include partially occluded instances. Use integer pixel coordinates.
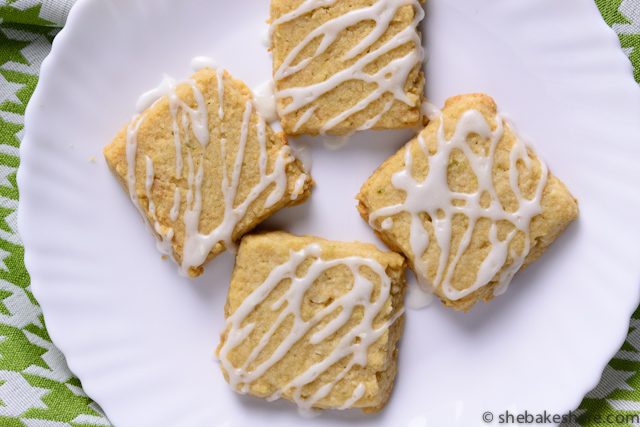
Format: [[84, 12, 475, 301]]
[[357, 93, 578, 312], [104, 68, 312, 277], [270, 0, 426, 135], [217, 232, 406, 413]]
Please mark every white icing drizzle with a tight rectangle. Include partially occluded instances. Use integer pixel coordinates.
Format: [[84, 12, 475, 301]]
[[288, 139, 313, 173], [218, 244, 402, 412], [253, 80, 279, 124], [125, 114, 144, 207], [169, 188, 181, 222], [420, 100, 439, 120], [271, 0, 424, 133], [144, 155, 155, 217], [358, 100, 394, 131], [135, 75, 174, 113], [293, 106, 317, 133], [291, 173, 308, 201], [381, 217, 393, 230], [130, 149, 174, 257], [368, 108, 548, 300], [125, 66, 305, 275], [147, 155, 174, 256], [261, 28, 272, 49], [322, 135, 351, 151], [338, 383, 366, 410], [190, 56, 218, 71], [216, 68, 225, 120], [405, 279, 433, 309], [125, 115, 173, 256], [270, 0, 337, 37]]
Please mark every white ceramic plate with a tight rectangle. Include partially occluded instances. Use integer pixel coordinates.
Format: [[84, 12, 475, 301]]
[[18, 0, 640, 426]]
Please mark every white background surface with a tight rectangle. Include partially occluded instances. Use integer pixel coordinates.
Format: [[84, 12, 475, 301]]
[[18, 0, 640, 426]]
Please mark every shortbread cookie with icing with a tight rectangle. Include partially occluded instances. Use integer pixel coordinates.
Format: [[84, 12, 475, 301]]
[[269, 0, 426, 135], [104, 68, 313, 277], [217, 232, 405, 413], [357, 94, 578, 312]]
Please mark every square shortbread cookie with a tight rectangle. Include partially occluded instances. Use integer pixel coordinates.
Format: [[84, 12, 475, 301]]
[[104, 69, 312, 277], [357, 93, 578, 311], [217, 232, 406, 412], [270, 0, 426, 135]]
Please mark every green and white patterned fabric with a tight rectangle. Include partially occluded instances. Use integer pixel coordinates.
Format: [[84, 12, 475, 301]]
[[0, 1, 638, 426], [0, 1, 109, 425]]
